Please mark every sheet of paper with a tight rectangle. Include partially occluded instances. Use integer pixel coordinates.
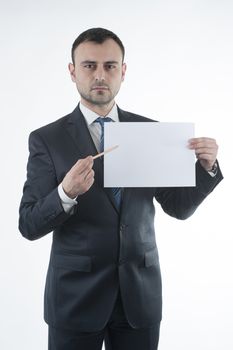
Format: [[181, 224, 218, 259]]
[[104, 122, 195, 187]]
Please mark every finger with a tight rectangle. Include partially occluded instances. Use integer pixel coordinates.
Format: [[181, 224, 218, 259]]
[[75, 168, 94, 188], [188, 138, 217, 149], [73, 156, 94, 174], [189, 137, 216, 144], [79, 163, 94, 177], [194, 147, 217, 155], [83, 169, 95, 183], [78, 156, 93, 171], [189, 142, 218, 151], [196, 153, 216, 162], [83, 174, 95, 190]]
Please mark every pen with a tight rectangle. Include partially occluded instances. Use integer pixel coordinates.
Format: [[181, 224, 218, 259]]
[[93, 145, 119, 160]]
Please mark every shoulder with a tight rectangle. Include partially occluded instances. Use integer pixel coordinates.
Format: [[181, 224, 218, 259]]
[[117, 106, 158, 123], [30, 113, 71, 138], [27, 112, 74, 153]]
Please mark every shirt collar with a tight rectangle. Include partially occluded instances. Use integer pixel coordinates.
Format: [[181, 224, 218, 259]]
[[79, 102, 119, 126]]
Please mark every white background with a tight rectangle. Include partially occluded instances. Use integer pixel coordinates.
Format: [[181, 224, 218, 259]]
[[0, 0, 232, 349]]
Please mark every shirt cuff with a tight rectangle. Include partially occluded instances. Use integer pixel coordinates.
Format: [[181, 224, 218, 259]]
[[207, 161, 218, 177], [58, 183, 77, 213]]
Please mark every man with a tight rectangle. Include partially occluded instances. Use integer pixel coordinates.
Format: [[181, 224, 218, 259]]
[[19, 28, 223, 350]]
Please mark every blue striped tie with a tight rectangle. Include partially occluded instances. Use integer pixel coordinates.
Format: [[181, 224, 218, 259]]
[[95, 117, 122, 210]]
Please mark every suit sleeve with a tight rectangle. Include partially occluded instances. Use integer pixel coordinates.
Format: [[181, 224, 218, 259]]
[[18, 131, 74, 240], [154, 160, 223, 220]]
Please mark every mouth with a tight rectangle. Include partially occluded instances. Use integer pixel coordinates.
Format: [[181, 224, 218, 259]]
[[91, 86, 109, 91]]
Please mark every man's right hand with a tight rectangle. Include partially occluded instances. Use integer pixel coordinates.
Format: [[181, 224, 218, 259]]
[[62, 156, 95, 199]]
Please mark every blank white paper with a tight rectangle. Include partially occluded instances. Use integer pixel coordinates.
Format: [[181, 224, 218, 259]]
[[104, 122, 195, 187]]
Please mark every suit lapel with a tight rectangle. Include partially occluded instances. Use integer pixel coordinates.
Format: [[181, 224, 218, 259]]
[[64, 105, 120, 214], [65, 105, 97, 157]]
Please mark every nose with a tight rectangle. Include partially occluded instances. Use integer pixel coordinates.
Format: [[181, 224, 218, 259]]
[[94, 65, 105, 82]]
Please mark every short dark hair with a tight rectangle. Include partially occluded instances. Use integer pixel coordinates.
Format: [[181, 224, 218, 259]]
[[71, 27, 125, 64]]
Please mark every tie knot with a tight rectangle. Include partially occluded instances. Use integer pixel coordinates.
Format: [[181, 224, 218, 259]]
[[94, 117, 112, 127]]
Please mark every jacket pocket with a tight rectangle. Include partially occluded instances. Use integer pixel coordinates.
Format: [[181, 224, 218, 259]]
[[145, 247, 159, 268], [51, 253, 92, 272]]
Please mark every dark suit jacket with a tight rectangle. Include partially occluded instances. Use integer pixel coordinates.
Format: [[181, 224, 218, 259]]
[[19, 105, 223, 331]]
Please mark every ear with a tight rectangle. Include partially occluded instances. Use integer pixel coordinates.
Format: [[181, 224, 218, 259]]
[[121, 63, 127, 82], [68, 63, 76, 83]]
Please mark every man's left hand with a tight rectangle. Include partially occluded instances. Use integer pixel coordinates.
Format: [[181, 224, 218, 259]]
[[188, 137, 218, 171]]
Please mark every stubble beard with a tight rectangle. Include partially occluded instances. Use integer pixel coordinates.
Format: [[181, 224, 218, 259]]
[[79, 89, 115, 107]]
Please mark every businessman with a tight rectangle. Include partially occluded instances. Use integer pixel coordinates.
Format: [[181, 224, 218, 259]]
[[19, 28, 223, 350]]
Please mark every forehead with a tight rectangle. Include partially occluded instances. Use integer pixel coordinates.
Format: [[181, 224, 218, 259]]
[[74, 39, 123, 63]]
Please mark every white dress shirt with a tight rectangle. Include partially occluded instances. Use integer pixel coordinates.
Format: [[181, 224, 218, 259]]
[[58, 102, 119, 213]]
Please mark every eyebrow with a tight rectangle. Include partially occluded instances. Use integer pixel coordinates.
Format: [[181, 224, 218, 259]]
[[80, 60, 119, 65]]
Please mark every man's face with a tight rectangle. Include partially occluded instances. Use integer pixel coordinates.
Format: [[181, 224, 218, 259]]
[[69, 39, 126, 108]]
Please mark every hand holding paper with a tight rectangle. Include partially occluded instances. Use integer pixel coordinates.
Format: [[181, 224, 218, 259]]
[[188, 137, 218, 171]]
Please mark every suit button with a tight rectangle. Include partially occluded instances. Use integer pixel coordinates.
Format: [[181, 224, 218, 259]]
[[119, 224, 126, 234]]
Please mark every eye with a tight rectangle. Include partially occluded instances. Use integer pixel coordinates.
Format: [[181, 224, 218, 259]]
[[84, 64, 95, 69], [105, 64, 116, 70]]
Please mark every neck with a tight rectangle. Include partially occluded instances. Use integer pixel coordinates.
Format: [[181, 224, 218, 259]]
[[80, 99, 115, 116]]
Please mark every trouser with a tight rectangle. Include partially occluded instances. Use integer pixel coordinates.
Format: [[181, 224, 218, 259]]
[[48, 291, 160, 350]]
